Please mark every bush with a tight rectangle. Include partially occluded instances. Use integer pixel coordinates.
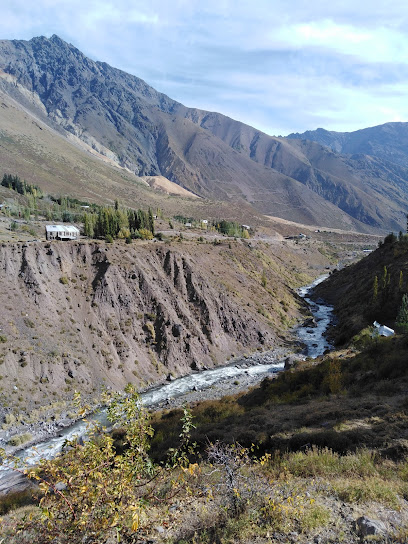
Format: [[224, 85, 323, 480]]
[[59, 276, 69, 285], [7, 433, 32, 447], [139, 228, 153, 240], [3, 387, 197, 543]]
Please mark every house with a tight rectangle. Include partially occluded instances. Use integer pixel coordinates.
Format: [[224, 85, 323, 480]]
[[373, 321, 394, 337], [201, 219, 208, 225], [45, 225, 80, 241]]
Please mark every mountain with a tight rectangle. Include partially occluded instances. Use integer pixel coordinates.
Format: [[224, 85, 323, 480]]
[[287, 123, 408, 169], [313, 233, 408, 345], [0, 35, 408, 231]]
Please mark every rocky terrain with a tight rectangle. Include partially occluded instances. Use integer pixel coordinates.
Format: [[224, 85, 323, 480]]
[[0, 236, 325, 423], [0, 35, 407, 231], [288, 122, 408, 168]]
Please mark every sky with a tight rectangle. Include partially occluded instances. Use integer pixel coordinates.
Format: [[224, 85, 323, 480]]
[[1, 0, 408, 136]]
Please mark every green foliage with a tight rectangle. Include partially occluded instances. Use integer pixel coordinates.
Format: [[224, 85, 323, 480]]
[[396, 293, 408, 332], [0, 335, 7, 343], [1, 173, 43, 198], [384, 232, 397, 245], [351, 326, 375, 350], [7, 433, 32, 447], [139, 228, 153, 240], [59, 276, 69, 285], [213, 220, 249, 238], [372, 275, 378, 302], [3, 386, 197, 543]]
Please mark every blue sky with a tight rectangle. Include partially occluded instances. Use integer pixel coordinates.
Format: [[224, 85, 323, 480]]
[[1, 0, 408, 136]]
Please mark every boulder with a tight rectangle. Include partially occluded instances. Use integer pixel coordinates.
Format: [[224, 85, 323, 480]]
[[355, 516, 387, 537], [284, 356, 298, 370]]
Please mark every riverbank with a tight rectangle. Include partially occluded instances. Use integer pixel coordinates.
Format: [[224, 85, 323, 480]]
[[0, 275, 332, 496]]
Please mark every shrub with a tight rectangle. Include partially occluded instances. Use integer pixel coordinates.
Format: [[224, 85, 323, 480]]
[[139, 228, 153, 240], [0, 335, 7, 343], [2, 386, 197, 543], [7, 433, 32, 447], [59, 276, 69, 285]]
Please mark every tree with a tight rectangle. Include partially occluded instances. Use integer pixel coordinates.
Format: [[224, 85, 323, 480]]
[[372, 275, 378, 302], [396, 294, 408, 332]]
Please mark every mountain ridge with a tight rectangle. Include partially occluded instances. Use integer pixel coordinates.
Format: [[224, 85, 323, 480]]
[[0, 35, 407, 231]]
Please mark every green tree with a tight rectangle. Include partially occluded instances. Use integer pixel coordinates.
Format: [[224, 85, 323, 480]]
[[396, 294, 408, 332], [372, 275, 378, 302]]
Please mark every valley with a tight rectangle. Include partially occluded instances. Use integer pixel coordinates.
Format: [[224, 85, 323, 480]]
[[0, 31, 408, 544]]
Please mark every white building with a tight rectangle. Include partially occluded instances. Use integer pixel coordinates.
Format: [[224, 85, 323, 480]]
[[45, 225, 80, 241]]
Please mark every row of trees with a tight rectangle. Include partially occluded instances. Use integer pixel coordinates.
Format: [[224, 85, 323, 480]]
[[1, 174, 43, 198], [83, 203, 155, 240], [173, 215, 250, 238]]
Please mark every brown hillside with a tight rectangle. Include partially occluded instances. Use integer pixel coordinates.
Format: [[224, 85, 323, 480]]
[[0, 237, 321, 418]]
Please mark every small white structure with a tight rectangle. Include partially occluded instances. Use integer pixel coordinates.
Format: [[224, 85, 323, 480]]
[[201, 219, 208, 225], [185, 222, 192, 227], [373, 321, 394, 337], [45, 225, 80, 241]]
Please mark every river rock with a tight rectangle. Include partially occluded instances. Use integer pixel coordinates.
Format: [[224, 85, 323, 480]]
[[303, 317, 316, 327], [166, 374, 175, 382]]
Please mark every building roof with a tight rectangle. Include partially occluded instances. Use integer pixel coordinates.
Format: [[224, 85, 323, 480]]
[[46, 225, 80, 234]]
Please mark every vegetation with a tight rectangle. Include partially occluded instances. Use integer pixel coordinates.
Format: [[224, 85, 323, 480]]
[[1, 174, 42, 198], [0, 386, 197, 543], [173, 215, 251, 238], [396, 293, 408, 332]]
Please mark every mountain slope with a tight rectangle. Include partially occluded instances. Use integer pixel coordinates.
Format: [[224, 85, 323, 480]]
[[313, 234, 408, 344], [0, 35, 407, 231], [287, 122, 408, 169], [0, 238, 314, 416]]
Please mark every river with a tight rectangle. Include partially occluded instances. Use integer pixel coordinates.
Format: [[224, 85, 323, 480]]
[[0, 275, 333, 492]]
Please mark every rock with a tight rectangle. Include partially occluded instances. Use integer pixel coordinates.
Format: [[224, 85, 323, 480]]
[[155, 525, 165, 534], [284, 356, 298, 370], [355, 516, 387, 537], [166, 374, 175, 382], [190, 360, 200, 371], [303, 317, 316, 327], [172, 324, 182, 337]]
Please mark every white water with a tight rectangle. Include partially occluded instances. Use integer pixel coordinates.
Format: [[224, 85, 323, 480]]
[[296, 275, 334, 358], [0, 275, 333, 486]]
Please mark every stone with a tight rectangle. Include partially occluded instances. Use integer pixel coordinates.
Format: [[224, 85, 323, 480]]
[[284, 356, 298, 370], [172, 324, 182, 337], [355, 516, 387, 537], [166, 373, 175, 382]]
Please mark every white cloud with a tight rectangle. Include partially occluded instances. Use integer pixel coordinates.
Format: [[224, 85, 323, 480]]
[[1, 1, 408, 133]]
